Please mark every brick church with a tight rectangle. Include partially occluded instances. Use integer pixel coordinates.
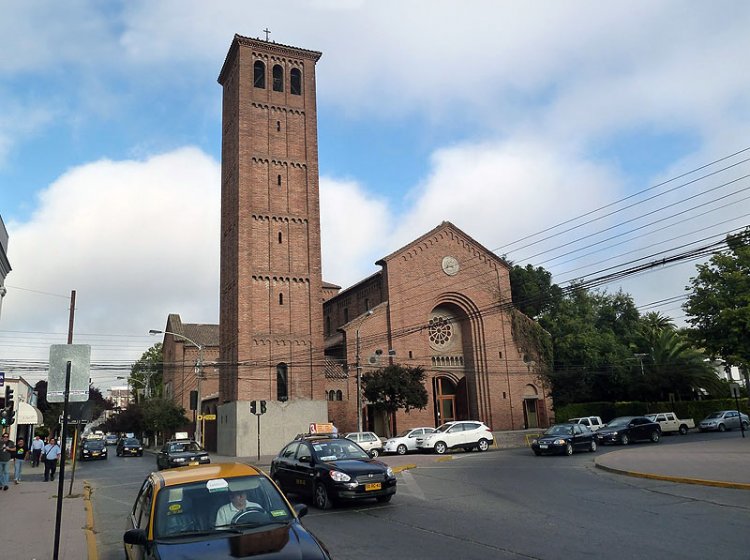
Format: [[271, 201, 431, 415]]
[[159, 34, 552, 455]]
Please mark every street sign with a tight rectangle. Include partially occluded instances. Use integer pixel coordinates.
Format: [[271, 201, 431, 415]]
[[309, 422, 334, 434], [202, 414, 217, 420], [729, 383, 741, 398], [48, 345, 91, 403]]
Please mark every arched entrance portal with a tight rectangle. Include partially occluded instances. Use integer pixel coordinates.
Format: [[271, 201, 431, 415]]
[[432, 376, 469, 424], [523, 384, 540, 429]]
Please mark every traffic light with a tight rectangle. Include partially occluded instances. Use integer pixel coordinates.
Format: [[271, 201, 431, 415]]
[[5, 409, 13, 426], [250, 400, 257, 414], [189, 390, 198, 411], [0, 408, 7, 427], [4, 386, 13, 410], [260, 400, 267, 414]]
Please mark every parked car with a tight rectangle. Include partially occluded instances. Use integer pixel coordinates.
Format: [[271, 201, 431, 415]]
[[531, 423, 598, 456], [567, 416, 604, 431], [344, 431, 384, 458], [116, 437, 144, 457], [79, 439, 108, 461], [124, 462, 330, 559], [596, 416, 661, 445], [383, 427, 436, 455], [270, 434, 396, 510], [156, 439, 210, 470], [645, 412, 695, 435], [698, 410, 750, 432], [416, 420, 494, 455]]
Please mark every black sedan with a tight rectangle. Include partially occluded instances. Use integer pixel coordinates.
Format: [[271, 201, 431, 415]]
[[116, 437, 143, 457], [80, 439, 108, 461], [596, 416, 661, 445], [156, 439, 210, 470], [270, 435, 397, 510], [531, 423, 598, 456]]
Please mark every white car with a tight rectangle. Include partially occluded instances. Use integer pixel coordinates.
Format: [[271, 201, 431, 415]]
[[344, 431, 384, 457], [567, 416, 604, 431], [383, 427, 436, 455], [416, 421, 494, 455]]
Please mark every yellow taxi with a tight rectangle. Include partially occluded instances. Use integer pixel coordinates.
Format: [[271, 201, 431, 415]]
[[124, 462, 331, 559]]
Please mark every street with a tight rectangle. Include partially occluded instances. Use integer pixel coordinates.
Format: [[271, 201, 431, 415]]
[[82, 432, 750, 560]]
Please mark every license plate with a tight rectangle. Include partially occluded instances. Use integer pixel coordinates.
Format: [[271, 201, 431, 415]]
[[365, 483, 381, 491], [92, 452, 100, 456], [539, 444, 548, 449], [189, 461, 199, 466]]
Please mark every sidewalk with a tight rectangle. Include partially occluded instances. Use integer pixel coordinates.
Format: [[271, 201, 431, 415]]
[[0, 461, 91, 560]]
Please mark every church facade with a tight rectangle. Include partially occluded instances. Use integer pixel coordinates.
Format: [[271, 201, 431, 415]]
[[163, 34, 552, 456]]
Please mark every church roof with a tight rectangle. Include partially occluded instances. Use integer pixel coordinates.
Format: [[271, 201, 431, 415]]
[[375, 221, 510, 269], [164, 313, 220, 348]]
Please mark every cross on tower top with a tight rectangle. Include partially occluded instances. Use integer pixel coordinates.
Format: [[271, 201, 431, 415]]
[[263, 28, 271, 41]]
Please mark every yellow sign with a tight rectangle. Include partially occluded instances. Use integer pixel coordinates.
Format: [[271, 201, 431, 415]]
[[203, 414, 217, 420], [309, 422, 334, 434]]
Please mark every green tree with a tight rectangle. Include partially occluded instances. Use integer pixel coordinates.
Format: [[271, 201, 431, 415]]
[[362, 365, 429, 436], [510, 264, 563, 319], [130, 343, 163, 403], [684, 227, 750, 388], [141, 398, 190, 446], [100, 403, 146, 437]]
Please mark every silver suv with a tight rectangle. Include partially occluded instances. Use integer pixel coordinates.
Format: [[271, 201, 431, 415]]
[[416, 421, 494, 454], [344, 431, 384, 458]]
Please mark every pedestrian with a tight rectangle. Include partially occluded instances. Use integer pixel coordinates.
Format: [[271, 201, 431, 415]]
[[0, 433, 15, 490], [13, 437, 26, 484], [330, 421, 338, 436], [31, 435, 44, 467], [43, 438, 62, 482]]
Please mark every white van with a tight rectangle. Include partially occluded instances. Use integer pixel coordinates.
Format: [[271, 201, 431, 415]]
[[568, 416, 604, 431]]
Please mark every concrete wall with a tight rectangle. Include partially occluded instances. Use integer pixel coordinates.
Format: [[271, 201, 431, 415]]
[[217, 399, 329, 457]]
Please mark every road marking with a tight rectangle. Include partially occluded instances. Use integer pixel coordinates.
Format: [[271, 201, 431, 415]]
[[398, 469, 426, 501]]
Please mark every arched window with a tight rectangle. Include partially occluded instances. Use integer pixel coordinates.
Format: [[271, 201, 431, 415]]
[[253, 61, 266, 88], [279, 293, 284, 305], [272, 65, 283, 92], [336, 390, 343, 401], [290, 68, 302, 95], [327, 390, 335, 401], [277, 174, 281, 186], [277, 363, 288, 401], [278, 232, 282, 244]]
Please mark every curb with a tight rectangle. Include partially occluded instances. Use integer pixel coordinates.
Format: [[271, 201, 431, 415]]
[[392, 464, 417, 473], [594, 462, 750, 491], [83, 481, 98, 560]]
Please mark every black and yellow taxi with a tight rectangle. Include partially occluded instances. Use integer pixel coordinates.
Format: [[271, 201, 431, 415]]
[[79, 439, 108, 461], [270, 434, 397, 509], [116, 437, 144, 457], [156, 438, 210, 470], [124, 462, 331, 559]]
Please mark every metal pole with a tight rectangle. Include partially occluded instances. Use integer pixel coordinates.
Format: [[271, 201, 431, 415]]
[[356, 329, 362, 432], [53, 361, 71, 560], [195, 345, 203, 446], [257, 413, 261, 462]]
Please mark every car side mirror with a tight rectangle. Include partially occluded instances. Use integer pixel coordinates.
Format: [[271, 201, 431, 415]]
[[294, 503, 308, 518], [298, 455, 311, 464], [123, 528, 148, 546]]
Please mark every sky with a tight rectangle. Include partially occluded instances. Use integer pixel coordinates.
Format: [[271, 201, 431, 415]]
[[1, 1, 750, 392]]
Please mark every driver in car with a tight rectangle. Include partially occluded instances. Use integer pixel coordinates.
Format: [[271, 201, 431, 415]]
[[215, 490, 262, 527]]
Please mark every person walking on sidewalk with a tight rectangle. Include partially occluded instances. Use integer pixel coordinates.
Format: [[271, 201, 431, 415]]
[[30, 435, 44, 467], [0, 433, 16, 490], [43, 438, 61, 482], [13, 437, 27, 484]]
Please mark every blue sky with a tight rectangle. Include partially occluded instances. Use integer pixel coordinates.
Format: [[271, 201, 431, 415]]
[[1, 1, 750, 390]]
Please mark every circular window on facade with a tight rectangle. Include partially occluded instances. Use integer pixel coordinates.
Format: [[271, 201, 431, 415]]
[[428, 315, 454, 350]]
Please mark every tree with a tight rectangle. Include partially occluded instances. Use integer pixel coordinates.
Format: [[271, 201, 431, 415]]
[[510, 264, 563, 319], [141, 398, 190, 446], [684, 227, 750, 389], [362, 365, 429, 436], [130, 343, 163, 403]]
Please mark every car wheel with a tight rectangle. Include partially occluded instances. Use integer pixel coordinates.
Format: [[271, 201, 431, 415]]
[[477, 438, 490, 452], [589, 440, 597, 452], [434, 441, 447, 455], [565, 443, 573, 456], [620, 434, 629, 445], [314, 483, 332, 510], [376, 495, 392, 504], [743, 421, 749, 430], [718, 423, 726, 432], [396, 444, 407, 455], [651, 431, 660, 443], [369, 448, 380, 458], [678, 425, 688, 435]]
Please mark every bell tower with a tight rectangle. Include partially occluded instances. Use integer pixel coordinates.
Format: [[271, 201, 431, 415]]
[[217, 34, 325, 405]]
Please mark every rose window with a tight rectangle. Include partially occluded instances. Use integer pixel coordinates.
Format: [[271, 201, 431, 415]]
[[428, 315, 453, 349]]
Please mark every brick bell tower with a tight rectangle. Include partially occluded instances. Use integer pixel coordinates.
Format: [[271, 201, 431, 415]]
[[217, 35, 325, 407]]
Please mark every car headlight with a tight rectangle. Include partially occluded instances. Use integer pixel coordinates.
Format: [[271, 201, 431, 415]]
[[553, 439, 566, 445], [138, 447, 143, 451], [329, 470, 351, 482], [386, 467, 394, 478]]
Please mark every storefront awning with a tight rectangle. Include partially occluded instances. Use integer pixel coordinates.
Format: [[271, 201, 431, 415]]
[[17, 402, 43, 425]]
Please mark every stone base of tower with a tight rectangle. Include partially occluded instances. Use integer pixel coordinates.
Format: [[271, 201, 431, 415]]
[[216, 400, 329, 457]]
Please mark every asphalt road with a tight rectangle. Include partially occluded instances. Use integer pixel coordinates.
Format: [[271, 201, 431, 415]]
[[83, 432, 750, 560]]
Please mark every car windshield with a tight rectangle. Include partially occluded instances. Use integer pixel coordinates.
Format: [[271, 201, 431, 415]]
[[85, 441, 105, 450], [154, 475, 293, 538], [168, 442, 202, 453], [545, 425, 574, 436], [606, 417, 633, 427], [311, 439, 370, 461], [124, 438, 140, 445]]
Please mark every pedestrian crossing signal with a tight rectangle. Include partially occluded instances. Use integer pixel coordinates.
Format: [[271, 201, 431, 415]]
[[260, 400, 267, 414]]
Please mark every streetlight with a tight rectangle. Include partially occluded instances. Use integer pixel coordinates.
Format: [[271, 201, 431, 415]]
[[355, 310, 373, 432], [117, 371, 157, 401], [149, 329, 204, 445]]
